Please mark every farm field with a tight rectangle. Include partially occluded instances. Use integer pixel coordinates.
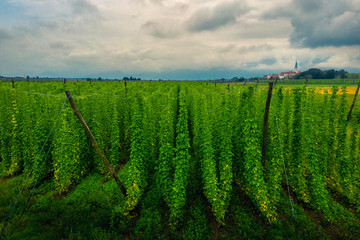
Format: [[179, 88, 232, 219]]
[[1, 80, 360, 239]]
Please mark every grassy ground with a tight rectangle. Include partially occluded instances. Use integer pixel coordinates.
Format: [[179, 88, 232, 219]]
[[1, 173, 360, 239]]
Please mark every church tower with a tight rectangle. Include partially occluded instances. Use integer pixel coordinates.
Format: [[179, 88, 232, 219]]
[[294, 60, 298, 72]]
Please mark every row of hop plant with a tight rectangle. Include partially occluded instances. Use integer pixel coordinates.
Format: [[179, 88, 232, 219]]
[[277, 86, 360, 221], [0, 81, 360, 226]]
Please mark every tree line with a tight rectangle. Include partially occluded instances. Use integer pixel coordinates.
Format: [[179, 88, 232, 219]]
[[295, 68, 347, 79]]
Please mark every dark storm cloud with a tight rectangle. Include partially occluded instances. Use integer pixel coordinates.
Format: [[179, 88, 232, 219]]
[[289, 0, 360, 48], [186, 0, 249, 32]]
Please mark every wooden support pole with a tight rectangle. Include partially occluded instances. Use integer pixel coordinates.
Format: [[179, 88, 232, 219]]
[[243, 80, 247, 86], [305, 78, 309, 85], [347, 80, 360, 122], [215, 82, 216, 87], [64, 78, 66, 84], [12, 78, 14, 88], [65, 90, 127, 196], [124, 79, 127, 87], [261, 81, 274, 166], [227, 84, 230, 93]]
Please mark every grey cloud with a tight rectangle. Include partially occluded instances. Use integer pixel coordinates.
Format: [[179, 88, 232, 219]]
[[312, 57, 330, 65], [71, 0, 100, 16], [172, 2, 190, 13], [0, 28, 12, 40], [133, 0, 165, 6], [260, 58, 276, 65], [295, 0, 323, 13], [68, 0, 103, 25], [49, 41, 72, 51], [216, 43, 273, 54], [290, 0, 360, 48], [186, 0, 249, 32], [149, 0, 165, 5], [142, 21, 180, 38], [245, 58, 277, 68], [238, 44, 274, 53]]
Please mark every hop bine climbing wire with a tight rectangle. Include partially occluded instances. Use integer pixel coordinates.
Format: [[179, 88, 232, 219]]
[[64, 90, 127, 196], [0, 96, 69, 238], [271, 87, 297, 225]]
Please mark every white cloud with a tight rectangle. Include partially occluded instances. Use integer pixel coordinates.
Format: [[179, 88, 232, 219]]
[[0, 0, 359, 78]]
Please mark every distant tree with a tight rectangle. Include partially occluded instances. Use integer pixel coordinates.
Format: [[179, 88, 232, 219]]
[[98, 77, 102, 81], [304, 74, 312, 80], [308, 68, 323, 79], [296, 68, 347, 79], [338, 69, 346, 79], [348, 73, 360, 79], [324, 69, 335, 79]]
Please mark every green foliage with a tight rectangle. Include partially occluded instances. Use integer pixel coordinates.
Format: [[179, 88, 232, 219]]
[[0, 80, 360, 239], [288, 88, 310, 203], [157, 94, 176, 205], [7, 95, 23, 175], [52, 106, 88, 193], [241, 87, 277, 222], [183, 197, 210, 240], [124, 96, 147, 213], [169, 92, 191, 227], [264, 88, 283, 214], [338, 87, 352, 200], [133, 184, 163, 240], [303, 87, 330, 216]]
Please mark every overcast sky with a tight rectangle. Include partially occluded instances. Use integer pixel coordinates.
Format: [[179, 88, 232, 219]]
[[0, 0, 359, 79]]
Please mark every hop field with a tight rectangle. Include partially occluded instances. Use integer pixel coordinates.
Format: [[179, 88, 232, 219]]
[[1, 80, 360, 239]]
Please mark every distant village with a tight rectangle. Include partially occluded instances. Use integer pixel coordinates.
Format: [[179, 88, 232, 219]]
[[266, 61, 300, 80]]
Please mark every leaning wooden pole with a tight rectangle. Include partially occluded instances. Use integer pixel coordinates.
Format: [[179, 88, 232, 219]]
[[65, 90, 127, 196], [261, 81, 274, 166], [347, 80, 360, 122]]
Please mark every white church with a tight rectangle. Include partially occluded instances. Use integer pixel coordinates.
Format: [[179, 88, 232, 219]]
[[278, 61, 301, 79]]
